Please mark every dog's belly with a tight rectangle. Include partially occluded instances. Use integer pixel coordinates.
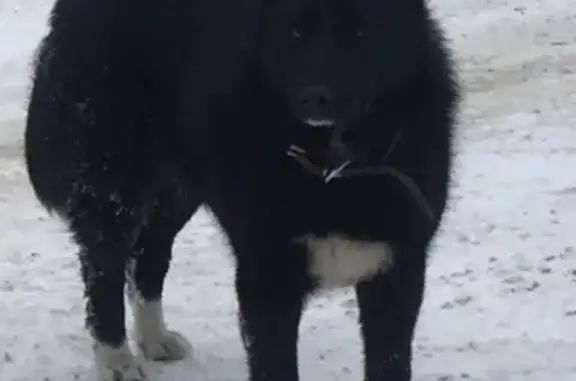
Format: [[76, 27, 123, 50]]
[[293, 234, 394, 288]]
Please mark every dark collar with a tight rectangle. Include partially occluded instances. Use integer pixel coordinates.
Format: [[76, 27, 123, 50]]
[[286, 127, 404, 182], [285, 127, 435, 222]]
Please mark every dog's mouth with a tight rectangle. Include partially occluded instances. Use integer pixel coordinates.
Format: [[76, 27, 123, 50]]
[[303, 118, 336, 128]]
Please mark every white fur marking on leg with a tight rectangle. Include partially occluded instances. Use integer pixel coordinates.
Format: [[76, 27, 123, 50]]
[[299, 234, 394, 288], [130, 298, 192, 362], [94, 340, 147, 381]]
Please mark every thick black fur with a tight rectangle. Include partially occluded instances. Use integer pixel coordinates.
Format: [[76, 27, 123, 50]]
[[25, 0, 459, 380]]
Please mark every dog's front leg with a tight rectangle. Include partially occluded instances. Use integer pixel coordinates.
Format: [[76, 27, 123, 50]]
[[235, 244, 310, 381], [355, 247, 427, 381]]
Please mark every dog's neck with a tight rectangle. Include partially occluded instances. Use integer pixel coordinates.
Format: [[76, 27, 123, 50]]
[[285, 125, 436, 223], [286, 125, 404, 182]]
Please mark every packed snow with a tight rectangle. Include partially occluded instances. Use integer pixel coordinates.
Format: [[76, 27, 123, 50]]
[[1, 0, 575, 380]]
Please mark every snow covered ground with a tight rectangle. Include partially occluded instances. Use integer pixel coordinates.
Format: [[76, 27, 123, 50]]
[[1, 0, 576, 380]]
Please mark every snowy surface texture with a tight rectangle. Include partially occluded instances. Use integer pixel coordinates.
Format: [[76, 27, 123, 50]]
[[1, 0, 576, 380]]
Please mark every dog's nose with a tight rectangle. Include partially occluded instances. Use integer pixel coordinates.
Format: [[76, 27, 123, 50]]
[[298, 86, 333, 109]]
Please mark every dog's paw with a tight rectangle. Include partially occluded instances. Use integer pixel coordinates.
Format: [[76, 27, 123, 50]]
[[138, 329, 192, 362], [94, 341, 148, 381], [130, 299, 192, 362]]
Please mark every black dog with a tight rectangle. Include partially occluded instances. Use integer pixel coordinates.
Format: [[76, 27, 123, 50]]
[[24, 0, 459, 380]]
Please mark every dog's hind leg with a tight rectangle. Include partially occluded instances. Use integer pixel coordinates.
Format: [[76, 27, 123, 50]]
[[72, 184, 149, 381], [126, 184, 201, 362]]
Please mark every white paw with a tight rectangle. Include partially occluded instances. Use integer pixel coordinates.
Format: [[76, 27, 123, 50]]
[[94, 341, 148, 381], [138, 329, 192, 362], [130, 298, 193, 362]]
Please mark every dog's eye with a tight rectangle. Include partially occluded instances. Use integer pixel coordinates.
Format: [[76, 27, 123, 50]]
[[292, 28, 303, 38]]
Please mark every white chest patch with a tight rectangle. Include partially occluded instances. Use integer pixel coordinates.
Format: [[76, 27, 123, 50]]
[[296, 234, 394, 288]]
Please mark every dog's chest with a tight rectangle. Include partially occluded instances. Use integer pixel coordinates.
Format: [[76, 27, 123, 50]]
[[293, 234, 394, 288]]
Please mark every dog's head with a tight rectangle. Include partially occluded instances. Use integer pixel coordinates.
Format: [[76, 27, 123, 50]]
[[258, 0, 432, 130]]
